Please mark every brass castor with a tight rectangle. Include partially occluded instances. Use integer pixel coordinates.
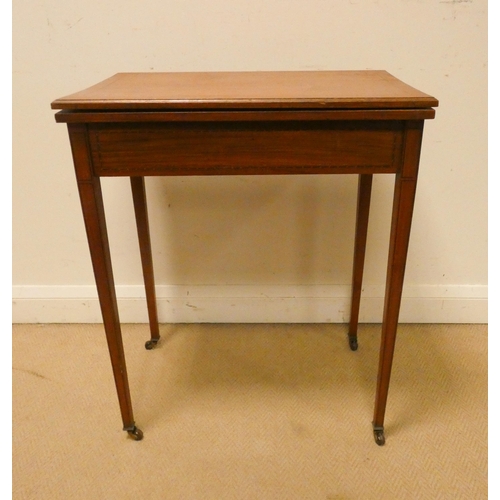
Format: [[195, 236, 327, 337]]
[[348, 335, 358, 351], [145, 338, 159, 350], [126, 426, 144, 441], [373, 426, 385, 446]]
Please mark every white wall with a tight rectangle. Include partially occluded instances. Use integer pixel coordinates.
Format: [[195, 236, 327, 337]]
[[12, 0, 487, 323]]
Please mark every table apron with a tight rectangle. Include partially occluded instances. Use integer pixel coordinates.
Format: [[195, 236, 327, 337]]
[[86, 121, 404, 176]]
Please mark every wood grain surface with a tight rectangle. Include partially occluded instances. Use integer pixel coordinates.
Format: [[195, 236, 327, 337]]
[[51, 71, 439, 110]]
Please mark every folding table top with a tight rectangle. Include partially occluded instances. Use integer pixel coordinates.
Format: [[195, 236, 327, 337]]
[[51, 70, 439, 111]]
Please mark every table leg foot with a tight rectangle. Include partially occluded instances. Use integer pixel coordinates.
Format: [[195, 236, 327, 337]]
[[372, 425, 385, 446], [348, 335, 358, 351], [145, 338, 160, 350], [125, 425, 144, 441]]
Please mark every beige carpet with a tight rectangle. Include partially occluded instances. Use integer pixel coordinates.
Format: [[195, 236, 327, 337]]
[[13, 323, 487, 499]]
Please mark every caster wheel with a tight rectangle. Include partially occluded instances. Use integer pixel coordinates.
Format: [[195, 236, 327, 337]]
[[145, 339, 159, 350], [373, 427, 385, 446], [348, 336, 358, 351], [127, 426, 144, 441]]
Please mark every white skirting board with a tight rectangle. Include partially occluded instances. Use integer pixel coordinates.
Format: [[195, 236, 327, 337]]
[[12, 284, 487, 324]]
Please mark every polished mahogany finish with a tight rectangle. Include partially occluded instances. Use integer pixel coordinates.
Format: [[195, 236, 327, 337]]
[[87, 120, 404, 177], [52, 71, 438, 444], [52, 71, 438, 110]]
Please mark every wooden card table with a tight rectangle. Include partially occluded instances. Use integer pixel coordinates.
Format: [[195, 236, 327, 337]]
[[52, 71, 438, 445]]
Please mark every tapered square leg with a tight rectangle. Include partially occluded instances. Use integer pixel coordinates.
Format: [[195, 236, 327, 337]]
[[348, 174, 373, 350], [130, 176, 160, 350], [372, 121, 424, 445], [68, 124, 142, 440]]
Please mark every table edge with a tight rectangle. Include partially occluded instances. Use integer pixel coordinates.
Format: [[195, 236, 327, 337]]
[[54, 108, 436, 123], [51, 97, 439, 111]]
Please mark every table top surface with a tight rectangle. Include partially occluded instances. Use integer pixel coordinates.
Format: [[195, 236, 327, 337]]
[[51, 70, 438, 111]]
